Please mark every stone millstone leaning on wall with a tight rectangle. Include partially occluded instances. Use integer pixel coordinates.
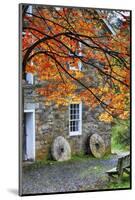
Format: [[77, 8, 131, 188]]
[[89, 133, 106, 158], [51, 136, 71, 161]]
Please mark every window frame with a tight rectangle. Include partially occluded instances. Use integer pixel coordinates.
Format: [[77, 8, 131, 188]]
[[69, 102, 82, 136], [27, 5, 33, 16], [25, 72, 34, 84], [68, 42, 83, 71]]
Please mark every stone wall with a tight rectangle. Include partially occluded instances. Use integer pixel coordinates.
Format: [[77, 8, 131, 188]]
[[23, 83, 111, 160]]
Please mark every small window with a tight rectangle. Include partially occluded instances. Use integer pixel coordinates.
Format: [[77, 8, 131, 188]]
[[69, 103, 82, 136], [69, 42, 83, 71], [69, 42, 82, 57], [69, 61, 82, 71], [27, 5, 32, 16], [25, 73, 34, 84]]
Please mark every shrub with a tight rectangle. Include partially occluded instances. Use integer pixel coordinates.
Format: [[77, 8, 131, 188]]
[[111, 119, 130, 151]]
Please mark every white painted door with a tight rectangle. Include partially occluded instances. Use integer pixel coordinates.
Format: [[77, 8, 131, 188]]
[[24, 110, 35, 160]]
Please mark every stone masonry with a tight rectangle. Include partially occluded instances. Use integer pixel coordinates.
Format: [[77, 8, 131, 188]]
[[23, 82, 111, 160]]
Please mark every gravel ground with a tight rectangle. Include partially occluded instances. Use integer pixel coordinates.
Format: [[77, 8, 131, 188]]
[[22, 154, 121, 195]]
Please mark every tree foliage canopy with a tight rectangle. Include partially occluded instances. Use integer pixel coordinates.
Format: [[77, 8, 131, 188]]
[[22, 5, 130, 122]]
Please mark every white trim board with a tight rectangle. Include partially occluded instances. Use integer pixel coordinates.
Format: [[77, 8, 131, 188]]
[[24, 109, 35, 161]]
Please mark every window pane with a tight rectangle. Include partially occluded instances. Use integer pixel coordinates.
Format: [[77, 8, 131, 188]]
[[71, 115, 74, 120], [73, 125, 75, 131], [72, 121, 75, 126], [70, 109, 73, 115], [75, 114, 79, 120], [75, 125, 79, 131], [75, 121, 79, 131], [70, 121, 73, 131], [76, 109, 79, 114], [76, 115, 79, 119], [76, 104, 79, 109]]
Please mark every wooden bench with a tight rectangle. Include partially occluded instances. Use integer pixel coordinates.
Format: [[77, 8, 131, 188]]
[[106, 153, 130, 182]]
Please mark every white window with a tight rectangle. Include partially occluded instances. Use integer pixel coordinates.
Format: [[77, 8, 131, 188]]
[[26, 73, 34, 84], [69, 42, 83, 71], [27, 5, 32, 16], [69, 102, 82, 136], [78, 42, 83, 57], [69, 61, 82, 71]]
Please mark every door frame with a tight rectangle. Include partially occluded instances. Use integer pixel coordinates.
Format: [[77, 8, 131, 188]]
[[24, 109, 35, 161]]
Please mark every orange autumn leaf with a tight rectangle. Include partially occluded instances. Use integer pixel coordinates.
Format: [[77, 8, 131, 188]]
[[99, 112, 113, 123], [22, 6, 130, 121]]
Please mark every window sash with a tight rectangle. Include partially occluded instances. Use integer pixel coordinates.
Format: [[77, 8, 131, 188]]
[[27, 5, 32, 16], [26, 73, 34, 84], [68, 42, 83, 71], [68, 61, 82, 71], [69, 103, 82, 136]]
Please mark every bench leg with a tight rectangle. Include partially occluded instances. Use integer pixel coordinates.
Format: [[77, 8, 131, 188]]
[[118, 171, 123, 183], [124, 167, 130, 175], [107, 174, 118, 182]]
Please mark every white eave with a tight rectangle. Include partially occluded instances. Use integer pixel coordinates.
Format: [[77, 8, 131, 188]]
[[96, 10, 116, 36], [102, 18, 116, 35]]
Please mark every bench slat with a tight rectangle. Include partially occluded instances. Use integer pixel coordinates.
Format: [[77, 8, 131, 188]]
[[106, 153, 130, 181], [106, 167, 117, 173]]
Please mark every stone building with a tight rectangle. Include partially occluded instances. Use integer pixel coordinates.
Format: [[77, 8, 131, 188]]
[[22, 7, 116, 161]]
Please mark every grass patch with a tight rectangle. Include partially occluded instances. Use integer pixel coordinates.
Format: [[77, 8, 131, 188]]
[[22, 155, 88, 171], [23, 159, 57, 171], [69, 151, 113, 161], [80, 165, 103, 178], [23, 154, 92, 171], [22, 154, 89, 171], [23, 153, 113, 172], [107, 173, 130, 189], [70, 153, 93, 161]]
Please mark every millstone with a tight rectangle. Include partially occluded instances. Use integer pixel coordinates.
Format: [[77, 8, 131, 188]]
[[51, 136, 71, 161], [89, 133, 105, 158]]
